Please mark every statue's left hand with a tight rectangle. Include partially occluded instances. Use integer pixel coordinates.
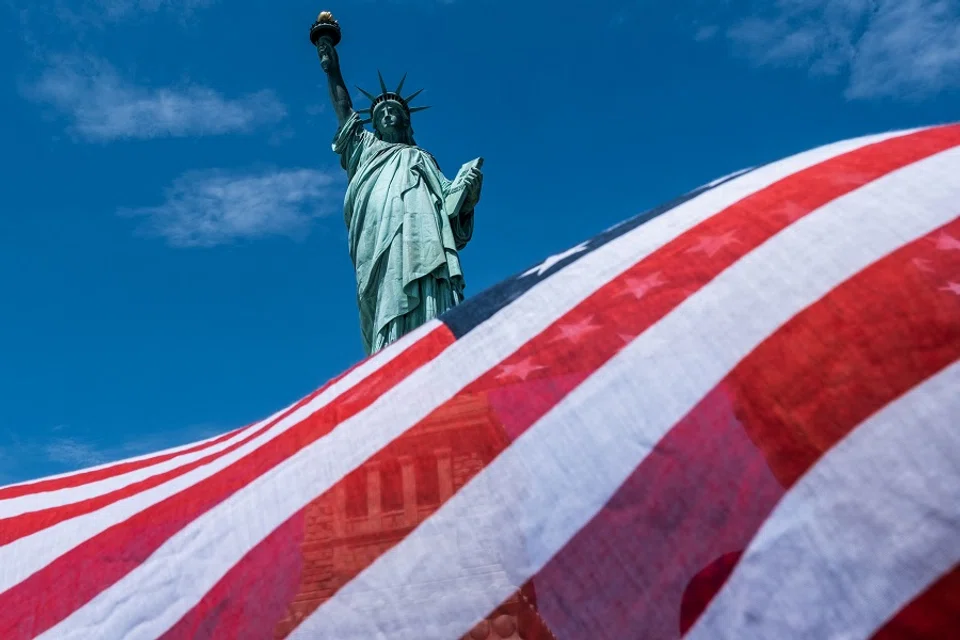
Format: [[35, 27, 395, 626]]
[[462, 167, 483, 211]]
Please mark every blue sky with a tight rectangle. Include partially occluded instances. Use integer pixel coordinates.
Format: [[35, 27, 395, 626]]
[[1, 0, 958, 484]]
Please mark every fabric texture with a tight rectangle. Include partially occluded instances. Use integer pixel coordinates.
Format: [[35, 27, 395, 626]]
[[2, 123, 959, 640]]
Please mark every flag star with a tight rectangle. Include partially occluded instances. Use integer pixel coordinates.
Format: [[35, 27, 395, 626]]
[[496, 357, 544, 381], [620, 271, 667, 300], [774, 201, 807, 223], [827, 170, 875, 188], [912, 258, 935, 273], [553, 315, 601, 343], [522, 242, 589, 277], [940, 281, 960, 296], [686, 231, 740, 258], [935, 233, 960, 252]]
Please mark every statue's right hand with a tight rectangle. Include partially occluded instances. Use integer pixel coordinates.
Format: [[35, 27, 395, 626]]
[[317, 39, 339, 73]]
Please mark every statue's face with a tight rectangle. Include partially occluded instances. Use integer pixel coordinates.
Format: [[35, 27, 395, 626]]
[[374, 102, 409, 139]]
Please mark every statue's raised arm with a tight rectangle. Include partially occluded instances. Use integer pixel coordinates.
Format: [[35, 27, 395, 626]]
[[312, 13, 353, 127]]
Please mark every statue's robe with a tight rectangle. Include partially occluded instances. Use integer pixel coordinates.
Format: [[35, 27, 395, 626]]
[[333, 111, 473, 354]]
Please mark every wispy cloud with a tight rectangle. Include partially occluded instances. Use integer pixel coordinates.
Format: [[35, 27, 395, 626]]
[[0, 423, 230, 487], [92, 0, 215, 21], [43, 437, 109, 466], [712, 0, 960, 99], [37, 0, 214, 30], [26, 55, 286, 141], [13, 0, 217, 56], [120, 167, 343, 247], [694, 25, 720, 42], [304, 103, 326, 117]]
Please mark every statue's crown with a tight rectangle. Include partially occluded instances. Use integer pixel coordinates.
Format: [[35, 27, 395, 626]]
[[356, 71, 430, 126]]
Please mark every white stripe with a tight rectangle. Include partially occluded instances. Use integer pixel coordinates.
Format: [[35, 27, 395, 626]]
[[702, 166, 754, 189], [0, 406, 293, 518], [686, 360, 960, 640], [290, 146, 960, 639], [0, 320, 439, 593], [38, 128, 925, 639]]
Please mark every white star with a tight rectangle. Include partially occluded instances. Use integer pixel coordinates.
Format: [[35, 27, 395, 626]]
[[686, 231, 740, 258], [935, 233, 960, 252], [940, 281, 960, 296], [827, 170, 876, 188], [912, 258, 935, 273], [620, 271, 667, 300], [496, 357, 544, 381], [553, 315, 601, 343], [522, 242, 589, 277], [773, 200, 807, 223]]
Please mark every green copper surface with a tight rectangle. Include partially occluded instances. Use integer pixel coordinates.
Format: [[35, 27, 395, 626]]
[[314, 19, 483, 355]]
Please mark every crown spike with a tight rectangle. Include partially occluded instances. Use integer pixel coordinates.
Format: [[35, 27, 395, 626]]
[[377, 70, 388, 94], [395, 73, 408, 95], [404, 88, 425, 104], [409, 105, 432, 113], [358, 118, 372, 126], [356, 86, 377, 102]]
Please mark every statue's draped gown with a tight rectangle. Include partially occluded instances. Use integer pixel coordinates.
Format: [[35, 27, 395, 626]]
[[334, 112, 474, 354]]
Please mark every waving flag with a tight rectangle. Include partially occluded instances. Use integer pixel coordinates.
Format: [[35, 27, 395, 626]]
[[3, 123, 959, 639]]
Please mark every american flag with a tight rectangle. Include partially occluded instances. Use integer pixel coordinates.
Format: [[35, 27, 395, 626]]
[[3, 124, 960, 639]]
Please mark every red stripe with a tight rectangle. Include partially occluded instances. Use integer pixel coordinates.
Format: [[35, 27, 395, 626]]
[[0, 358, 368, 545], [526, 216, 960, 639], [0, 376, 352, 545], [0, 360, 365, 501], [166, 511, 310, 640], [161, 126, 960, 638], [871, 564, 960, 639], [0, 358, 368, 544], [679, 551, 744, 635], [0, 325, 453, 640], [163, 390, 515, 640], [0, 370, 361, 504]]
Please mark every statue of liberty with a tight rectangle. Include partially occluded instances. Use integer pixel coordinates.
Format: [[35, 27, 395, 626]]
[[311, 12, 483, 355]]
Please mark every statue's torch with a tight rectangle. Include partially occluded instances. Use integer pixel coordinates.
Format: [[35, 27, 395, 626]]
[[310, 11, 342, 69]]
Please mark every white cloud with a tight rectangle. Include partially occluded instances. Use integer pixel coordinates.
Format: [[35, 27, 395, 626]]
[[720, 0, 960, 99], [305, 103, 326, 117], [44, 0, 214, 28], [94, 0, 214, 20], [43, 437, 109, 466], [694, 25, 719, 41], [13, 0, 217, 55], [0, 433, 109, 485], [27, 55, 286, 141], [0, 423, 231, 486], [121, 167, 343, 247]]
